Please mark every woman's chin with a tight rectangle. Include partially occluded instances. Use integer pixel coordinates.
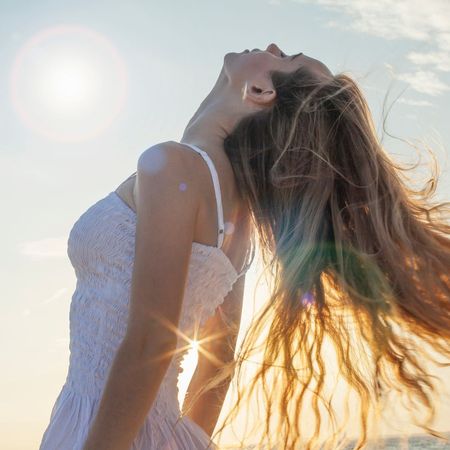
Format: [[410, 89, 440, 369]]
[[225, 49, 248, 57]]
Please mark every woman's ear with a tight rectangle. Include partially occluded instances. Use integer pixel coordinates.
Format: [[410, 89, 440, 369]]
[[242, 78, 276, 107]]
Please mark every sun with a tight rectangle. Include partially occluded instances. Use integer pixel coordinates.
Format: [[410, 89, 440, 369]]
[[37, 56, 99, 111], [9, 24, 128, 142], [178, 340, 200, 408]]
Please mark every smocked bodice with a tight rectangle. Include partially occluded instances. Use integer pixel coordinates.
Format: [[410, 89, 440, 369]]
[[65, 190, 240, 418]]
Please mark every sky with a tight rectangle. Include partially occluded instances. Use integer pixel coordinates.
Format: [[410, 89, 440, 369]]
[[1, 0, 450, 449]]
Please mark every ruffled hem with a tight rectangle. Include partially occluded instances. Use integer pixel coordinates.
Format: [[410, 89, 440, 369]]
[[134, 414, 218, 450], [39, 383, 98, 450], [39, 383, 218, 450]]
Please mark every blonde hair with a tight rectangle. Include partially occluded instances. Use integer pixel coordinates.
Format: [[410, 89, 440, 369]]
[[179, 65, 450, 449]]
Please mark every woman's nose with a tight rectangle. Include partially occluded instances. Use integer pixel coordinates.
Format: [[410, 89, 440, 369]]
[[266, 43, 281, 55]]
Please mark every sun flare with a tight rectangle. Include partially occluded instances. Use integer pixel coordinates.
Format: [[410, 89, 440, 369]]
[[178, 340, 200, 408], [9, 24, 128, 142]]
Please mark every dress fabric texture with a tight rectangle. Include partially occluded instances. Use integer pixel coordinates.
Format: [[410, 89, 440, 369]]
[[39, 143, 250, 450]]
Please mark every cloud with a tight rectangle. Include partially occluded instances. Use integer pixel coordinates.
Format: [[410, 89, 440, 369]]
[[20, 287, 70, 317], [18, 236, 68, 259], [40, 287, 69, 306], [291, 0, 450, 96], [295, 0, 450, 46], [406, 50, 450, 72], [395, 70, 450, 96], [396, 98, 434, 107]]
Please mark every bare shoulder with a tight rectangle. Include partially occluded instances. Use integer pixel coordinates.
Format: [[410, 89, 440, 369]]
[[137, 140, 251, 267], [135, 141, 202, 204], [137, 140, 199, 175]]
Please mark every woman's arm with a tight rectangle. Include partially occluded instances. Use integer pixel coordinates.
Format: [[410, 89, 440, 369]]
[[82, 143, 201, 450], [182, 271, 246, 437], [82, 336, 176, 450]]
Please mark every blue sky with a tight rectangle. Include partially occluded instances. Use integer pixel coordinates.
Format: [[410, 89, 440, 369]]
[[1, 0, 449, 448]]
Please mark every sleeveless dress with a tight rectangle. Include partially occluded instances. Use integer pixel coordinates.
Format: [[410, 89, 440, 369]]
[[39, 142, 252, 450]]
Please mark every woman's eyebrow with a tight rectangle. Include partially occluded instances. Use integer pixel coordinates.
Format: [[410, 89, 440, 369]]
[[290, 52, 303, 61]]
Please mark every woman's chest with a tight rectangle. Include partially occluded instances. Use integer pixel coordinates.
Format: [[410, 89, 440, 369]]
[[114, 171, 137, 213]]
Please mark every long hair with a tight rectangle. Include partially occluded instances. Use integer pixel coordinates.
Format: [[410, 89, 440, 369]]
[[178, 64, 450, 449]]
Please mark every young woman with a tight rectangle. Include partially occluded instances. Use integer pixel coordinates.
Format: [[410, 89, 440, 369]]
[[39, 43, 450, 450]]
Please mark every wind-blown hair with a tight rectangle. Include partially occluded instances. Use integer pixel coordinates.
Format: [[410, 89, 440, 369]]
[[178, 64, 450, 449]]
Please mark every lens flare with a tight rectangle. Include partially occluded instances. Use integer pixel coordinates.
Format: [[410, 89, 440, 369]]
[[9, 24, 129, 143], [301, 291, 315, 306]]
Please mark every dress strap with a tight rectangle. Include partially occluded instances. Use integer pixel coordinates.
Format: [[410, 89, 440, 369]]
[[179, 142, 225, 248]]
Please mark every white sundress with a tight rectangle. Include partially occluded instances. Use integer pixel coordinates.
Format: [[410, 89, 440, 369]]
[[39, 142, 252, 450]]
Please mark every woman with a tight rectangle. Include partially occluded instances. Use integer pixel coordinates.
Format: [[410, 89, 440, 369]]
[[39, 43, 450, 449]]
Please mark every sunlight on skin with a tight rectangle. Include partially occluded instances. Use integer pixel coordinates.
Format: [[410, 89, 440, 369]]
[[144, 303, 231, 409], [138, 146, 168, 175], [148, 310, 229, 371], [177, 332, 233, 410]]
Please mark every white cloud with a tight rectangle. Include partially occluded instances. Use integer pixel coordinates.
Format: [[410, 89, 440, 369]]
[[18, 236, 68, 259], [20, 287, 70, 317], [295, 0, 450, 44], [395, 70, 450, 96], [406, 51, 450, 72], [396, 98, 434, 107], [291, 0, 450, 96], [40, 287, 69, 306]]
